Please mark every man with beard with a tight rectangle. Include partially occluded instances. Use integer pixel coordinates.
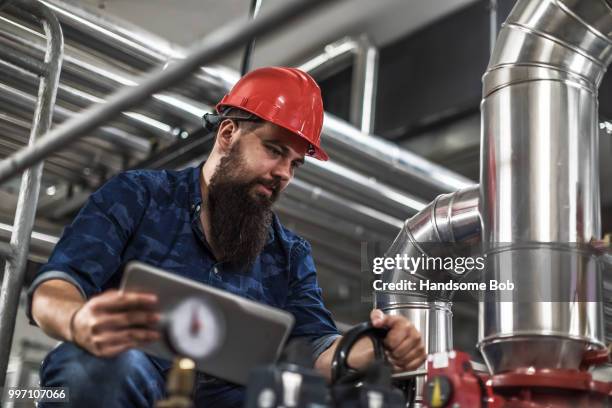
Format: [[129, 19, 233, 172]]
[[28, 67, 426, 407]]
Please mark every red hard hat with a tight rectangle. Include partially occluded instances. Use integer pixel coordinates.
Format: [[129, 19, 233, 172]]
[[216, 66, 328, 161]]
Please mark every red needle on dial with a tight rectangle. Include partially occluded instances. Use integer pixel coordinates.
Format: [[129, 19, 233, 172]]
[[190, 305, 202, 336]]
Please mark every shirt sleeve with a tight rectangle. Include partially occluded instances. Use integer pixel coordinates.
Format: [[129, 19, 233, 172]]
[[284, 238, 341, 361], [26, 172, 149, 324]]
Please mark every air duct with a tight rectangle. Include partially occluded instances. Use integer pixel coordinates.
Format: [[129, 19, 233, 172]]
[[479, 0, 610, 373]]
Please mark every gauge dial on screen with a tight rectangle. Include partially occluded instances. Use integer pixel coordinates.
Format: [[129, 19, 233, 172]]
[[165, 297, 225, 359]]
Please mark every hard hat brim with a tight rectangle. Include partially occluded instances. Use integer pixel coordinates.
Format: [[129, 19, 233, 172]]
[[217, 102, 329, 161]]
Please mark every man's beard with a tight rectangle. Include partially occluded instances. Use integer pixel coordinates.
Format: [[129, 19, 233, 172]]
[[207, 141, 280, 270]]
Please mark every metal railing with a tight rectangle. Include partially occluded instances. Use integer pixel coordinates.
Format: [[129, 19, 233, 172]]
[[0, 0, 64, 387]]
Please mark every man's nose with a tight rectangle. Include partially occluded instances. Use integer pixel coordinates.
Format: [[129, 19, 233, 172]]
[[271, 160, 292, 183]]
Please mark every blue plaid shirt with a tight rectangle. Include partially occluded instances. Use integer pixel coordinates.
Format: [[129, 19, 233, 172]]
[[27, 164, 340, 404]]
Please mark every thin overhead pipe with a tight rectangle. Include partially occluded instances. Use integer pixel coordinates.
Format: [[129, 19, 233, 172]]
[[0, 41, 46, 74], [488, 0, 498, 55], [298, 36, 356, 77], [240, 0, 263, 75], [0, 0, 340, 184], [0, 83, 151, 155], [0, 0, 63, 387], [300, 35, 380, 133], [349, 35, 378, 134]]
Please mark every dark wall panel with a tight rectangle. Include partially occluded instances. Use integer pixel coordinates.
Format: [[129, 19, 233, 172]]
[[374, 1, 491, 140], [318, 66, 352, 123]]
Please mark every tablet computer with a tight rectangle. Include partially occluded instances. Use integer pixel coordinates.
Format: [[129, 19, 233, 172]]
[[119, 261, 295, 385]]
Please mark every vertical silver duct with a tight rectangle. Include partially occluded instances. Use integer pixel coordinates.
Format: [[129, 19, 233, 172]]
[[374, 185, 480, 406], [479, 0, 611, 373]]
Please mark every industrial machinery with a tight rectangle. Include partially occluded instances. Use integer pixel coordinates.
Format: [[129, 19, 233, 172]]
[[245, 339, 329, 408]]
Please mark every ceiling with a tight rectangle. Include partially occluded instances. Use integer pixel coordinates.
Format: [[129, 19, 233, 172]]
[[77, 0, 477, 69]]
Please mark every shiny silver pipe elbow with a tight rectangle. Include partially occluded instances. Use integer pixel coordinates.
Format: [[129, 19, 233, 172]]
[[374, 185, 480, 405], [375, 185, 480, 347]]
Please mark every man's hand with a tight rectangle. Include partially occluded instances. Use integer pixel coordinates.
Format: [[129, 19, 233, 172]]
[[370, 309, 427, 372], [71, 289, 161, 358]]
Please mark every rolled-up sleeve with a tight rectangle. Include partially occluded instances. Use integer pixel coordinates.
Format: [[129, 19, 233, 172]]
[[284, 239, 341, 361], [26, 172, 149, 324]]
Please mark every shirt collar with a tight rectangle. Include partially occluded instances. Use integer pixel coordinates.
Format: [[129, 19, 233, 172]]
[[188, 162, 204, 212]]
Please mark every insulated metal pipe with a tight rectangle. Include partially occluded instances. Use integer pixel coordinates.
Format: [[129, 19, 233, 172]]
[[479, 0, 612, 373], [301, 159, 426, 219], [322, 114, 474, 197], [285, 178, 403, 237], [276, 196, 392, 245], [0, 0, 63, 387]]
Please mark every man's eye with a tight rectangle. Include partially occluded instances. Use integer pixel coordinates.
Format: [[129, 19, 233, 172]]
[[291, 161, 303, 169], [266, 145, 282, 156]]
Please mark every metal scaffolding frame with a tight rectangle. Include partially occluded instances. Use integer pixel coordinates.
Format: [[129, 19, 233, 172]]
[[0, 0, 64, 387], [0, 0, 336, 387]]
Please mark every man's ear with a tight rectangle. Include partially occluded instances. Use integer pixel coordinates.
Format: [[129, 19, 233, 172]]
[[216, 119, 238, 154]]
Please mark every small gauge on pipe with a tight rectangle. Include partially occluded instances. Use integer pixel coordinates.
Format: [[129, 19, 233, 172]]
[[162, 297, 225, 360]]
